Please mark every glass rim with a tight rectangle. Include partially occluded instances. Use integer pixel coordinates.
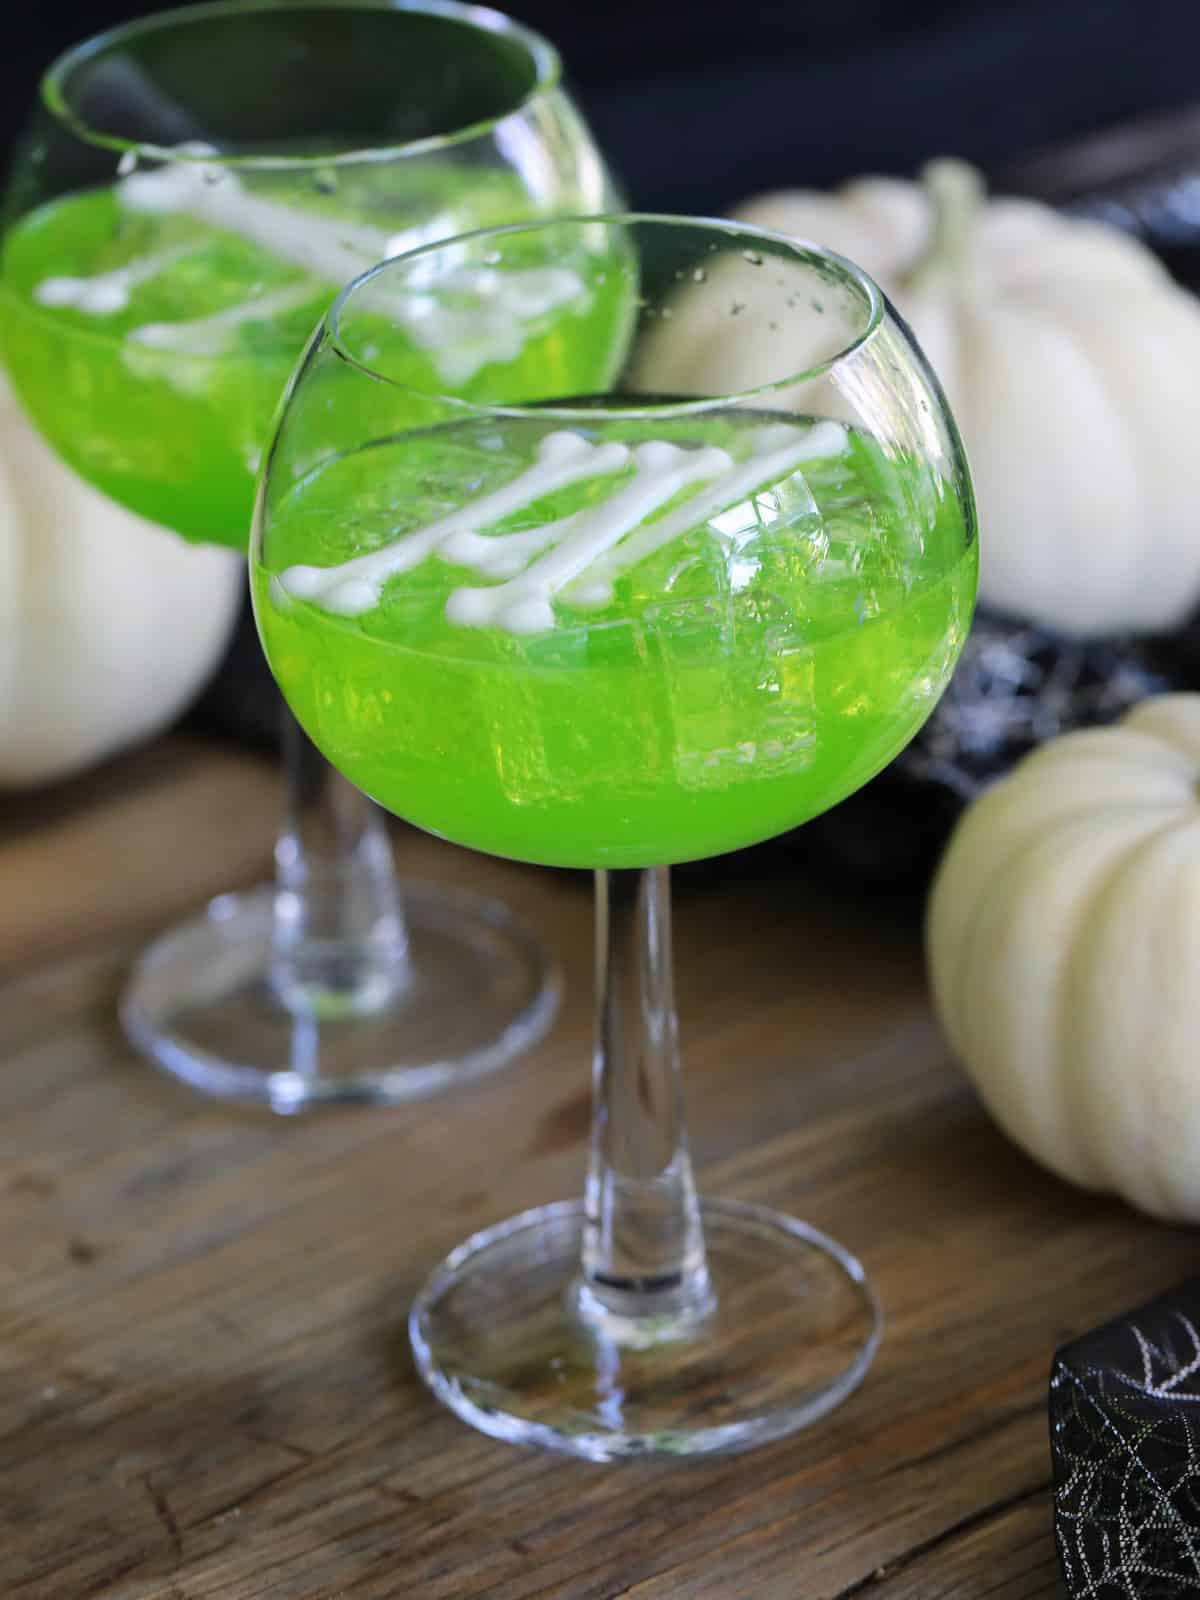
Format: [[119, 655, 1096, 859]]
[[40, 0, 563, 169], [326, 211, 887, 421]]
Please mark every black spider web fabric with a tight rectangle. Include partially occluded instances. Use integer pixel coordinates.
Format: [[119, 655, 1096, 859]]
[[1053, 1283, 1200, 1599]]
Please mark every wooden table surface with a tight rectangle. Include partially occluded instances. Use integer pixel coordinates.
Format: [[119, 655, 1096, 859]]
[[2, 733, 1196, 1600]]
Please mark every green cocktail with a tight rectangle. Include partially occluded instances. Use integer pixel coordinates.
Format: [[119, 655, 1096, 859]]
[[252, 214, 979, 1459], [0, 0, 623, 1110], [254, 406, 975, 868], [0, 161, 601, 545]]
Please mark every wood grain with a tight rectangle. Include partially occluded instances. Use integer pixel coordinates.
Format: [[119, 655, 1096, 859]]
[[1, 733, 1194, 1598]]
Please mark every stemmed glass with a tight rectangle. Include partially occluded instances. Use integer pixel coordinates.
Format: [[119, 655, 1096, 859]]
[[252, 214, 977, 1457], [0, 0, 615, 1110]]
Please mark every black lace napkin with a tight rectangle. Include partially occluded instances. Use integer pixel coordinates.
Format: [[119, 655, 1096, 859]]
[[782, 610, 1183, 890]]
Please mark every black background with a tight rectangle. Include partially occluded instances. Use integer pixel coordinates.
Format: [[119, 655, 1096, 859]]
[[6, 0, 1200, 209]]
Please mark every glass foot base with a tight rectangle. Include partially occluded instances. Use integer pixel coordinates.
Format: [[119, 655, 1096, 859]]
[[410, 1197, 881, 1461], [121, 882, 559, 1112]]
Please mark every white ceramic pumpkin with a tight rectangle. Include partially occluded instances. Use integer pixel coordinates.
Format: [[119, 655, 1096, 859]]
[[927, 693, 1200, 1220], [648, 160, 1200, 637], [0, 378, 242, 786]]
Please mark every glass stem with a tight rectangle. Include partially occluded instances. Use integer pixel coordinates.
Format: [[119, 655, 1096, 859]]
[[269, 705, 412, 1023], [579, 866, 714, 1336]]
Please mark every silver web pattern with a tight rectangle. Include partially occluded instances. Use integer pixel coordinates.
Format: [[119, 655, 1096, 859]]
[[1053, 1301, 1200, 1598]]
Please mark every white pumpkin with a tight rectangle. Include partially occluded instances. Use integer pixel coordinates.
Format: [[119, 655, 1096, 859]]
[[0, 379, 242, 786], [652, 159, 1200, 637], [927, 693, 1200, 1221]]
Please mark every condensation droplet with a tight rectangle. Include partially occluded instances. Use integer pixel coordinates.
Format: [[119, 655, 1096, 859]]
[[117, 150, 138, 177], [313, 167, 338, 195], [692, 267, 707, 283], [483, 249, 502, 266], [742, 250, 763, 265]]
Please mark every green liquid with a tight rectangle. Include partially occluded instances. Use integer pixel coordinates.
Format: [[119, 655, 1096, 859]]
[[253, 407, 976, 868], [0, 167, 619, 547]]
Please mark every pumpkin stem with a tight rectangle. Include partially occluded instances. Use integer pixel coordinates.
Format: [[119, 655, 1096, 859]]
[[902, 158, 985, 292]]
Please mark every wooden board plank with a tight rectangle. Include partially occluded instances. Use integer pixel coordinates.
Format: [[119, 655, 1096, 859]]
[[0, 736, 1190, 1598], [0, 737, 279, 975]]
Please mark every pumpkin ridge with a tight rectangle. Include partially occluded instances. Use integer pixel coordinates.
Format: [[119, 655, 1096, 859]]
[[956, 297, 1139, 630], [1035, 300, 1200, 624], [943, 809, 1176, 1185], [1021, 724, 1198, 773], [1043, 308, 1151, 617], [927, 782, 1025, 1051], [1061, 813, 1200, 1217], [929, 789, 1063, 1062], [0, 380, 242, 784], [1125, 695, 1200, 765], [928, 767, 1192, 1052]]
